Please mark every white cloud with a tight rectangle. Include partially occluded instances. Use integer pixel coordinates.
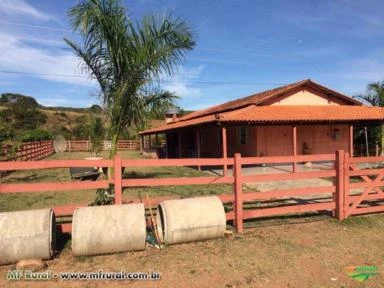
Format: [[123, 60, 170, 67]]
[[0, 0, 56, 21], [38, 94, 95, 107], [161, 65, 204, 98], [0, 32, 96, 87]]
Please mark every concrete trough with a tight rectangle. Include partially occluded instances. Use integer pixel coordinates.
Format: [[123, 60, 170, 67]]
[[0, 209, 56, 265], [156, 196, 226, 245], [72, 204, 146, 256]]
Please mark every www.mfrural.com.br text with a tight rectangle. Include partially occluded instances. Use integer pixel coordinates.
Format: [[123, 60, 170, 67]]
[[7, 269, 161, 281]]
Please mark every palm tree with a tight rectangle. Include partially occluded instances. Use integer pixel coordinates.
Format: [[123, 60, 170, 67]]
[[65, 0, 195, 167], [355, 81, 384, 154], [355, 81, 384, 106]]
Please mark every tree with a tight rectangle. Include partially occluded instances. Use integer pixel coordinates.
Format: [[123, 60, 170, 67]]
[[355, 81, 384, 107], [65, 0, 195, 165], [354, 81, 384, 155]]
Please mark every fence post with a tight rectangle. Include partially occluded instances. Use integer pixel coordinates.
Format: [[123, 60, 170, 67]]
[[343, 152, 350, 218], [234, 153, 243, 233], [335, 150, 345, 220], [114, 154, 122, 204]]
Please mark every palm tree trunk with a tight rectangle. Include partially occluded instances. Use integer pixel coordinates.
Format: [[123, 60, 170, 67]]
[[108, 132, 119, 179]]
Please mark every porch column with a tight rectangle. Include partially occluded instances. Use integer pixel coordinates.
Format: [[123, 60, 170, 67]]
[[155, 133, 159, 148], [148, 135, 152, 149], [165, 133, 168, 159], [194, 129, 201, 170], [177, 132, 182, 158], [222, 126, 228, 176], [140, 135, 143, 153], [292, 125, 297, 173], [349, 125, 353, 157]]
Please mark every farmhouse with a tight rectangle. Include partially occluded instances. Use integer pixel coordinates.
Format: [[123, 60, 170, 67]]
[[140, 79, 384, 162]]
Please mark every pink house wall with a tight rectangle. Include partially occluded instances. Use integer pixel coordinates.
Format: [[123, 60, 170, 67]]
[[296, 124, 349, 155], [189, 124, 350, 158]]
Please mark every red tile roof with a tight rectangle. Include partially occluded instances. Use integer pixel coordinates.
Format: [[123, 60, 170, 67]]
[[141, 105, 384, 134], [175, 79, 361, 123], [140, 80, 378, 135]]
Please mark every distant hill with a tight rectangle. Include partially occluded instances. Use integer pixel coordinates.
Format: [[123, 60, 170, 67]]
[[0, 93, 174, 142]]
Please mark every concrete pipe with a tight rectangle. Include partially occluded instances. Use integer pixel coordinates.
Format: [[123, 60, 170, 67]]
[[156, 196, 226, 245], [72, 204, 146, 256], [0, 209, 56, 265]]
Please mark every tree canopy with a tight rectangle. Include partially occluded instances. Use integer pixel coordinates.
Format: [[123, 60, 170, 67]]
[[65, 0, 195, 159]]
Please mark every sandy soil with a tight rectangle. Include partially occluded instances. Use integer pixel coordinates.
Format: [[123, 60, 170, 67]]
[[1, 214, 384, 288]]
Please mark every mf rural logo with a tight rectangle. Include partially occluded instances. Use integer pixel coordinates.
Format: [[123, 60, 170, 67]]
[[346, 266, 378, 282]]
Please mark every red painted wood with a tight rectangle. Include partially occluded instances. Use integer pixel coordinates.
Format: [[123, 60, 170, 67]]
[[349, 193, 384, 202], [335, 150, 345, 220], [58, 223, 72, 234], [349, 125, 353, 157], [243, 170, 336, 182], [0, 180, 109, 193], [222, 126, 228, 176], [350, 205, 384, 216], [349, 171, 384, 212], [234, 153, 243, 233], [0, 159, 113, 170], [122, 176, 234, 187], [348, 168, 384, 176], [292, 125, 297, 173], [218, 193, 234, 203], [226, 211, 235, 220], [121, 158, 234, 167], [243, 202, 335, 219], [114, 154, 122, 204], [343, 153, 350, 217]]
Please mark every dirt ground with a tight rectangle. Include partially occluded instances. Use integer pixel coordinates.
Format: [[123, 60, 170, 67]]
[[1, 214, 384, 288]]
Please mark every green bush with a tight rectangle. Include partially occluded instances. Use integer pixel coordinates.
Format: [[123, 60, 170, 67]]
[[20, 129, 52, 142]]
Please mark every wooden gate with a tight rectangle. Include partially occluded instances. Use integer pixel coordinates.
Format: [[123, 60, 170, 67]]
[[345, 154, 384, 217]]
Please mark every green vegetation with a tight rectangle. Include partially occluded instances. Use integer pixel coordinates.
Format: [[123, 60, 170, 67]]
[[354, 80, 384, 155], [20, 129, 52, 142], [65, 0, 195, 163]]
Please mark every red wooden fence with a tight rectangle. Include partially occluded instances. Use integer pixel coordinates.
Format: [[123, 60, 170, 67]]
[[1, 150, 384, 234], [65, 140, 139, 152], [1, 140, 54, 161]]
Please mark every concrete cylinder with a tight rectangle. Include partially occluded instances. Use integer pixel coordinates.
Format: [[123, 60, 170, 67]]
[[156, 196, 226, 245], [72, 204, 146, 256], [0, 209, 55, 265]]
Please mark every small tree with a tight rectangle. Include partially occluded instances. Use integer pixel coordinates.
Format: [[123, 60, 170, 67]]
[[355, 81, 384, 154], [65, 0, 195, 177]]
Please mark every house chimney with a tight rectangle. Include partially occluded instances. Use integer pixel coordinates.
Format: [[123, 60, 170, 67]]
[[165, 107, 180, 123]]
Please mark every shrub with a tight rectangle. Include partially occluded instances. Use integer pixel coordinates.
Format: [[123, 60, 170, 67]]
[[20, 129, 52, 142]]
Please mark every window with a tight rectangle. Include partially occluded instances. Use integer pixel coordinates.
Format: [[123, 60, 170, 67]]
[[238, 126, 248, 145]]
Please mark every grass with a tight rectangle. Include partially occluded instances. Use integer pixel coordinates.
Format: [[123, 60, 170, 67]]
[[0, 150, 234, 212]]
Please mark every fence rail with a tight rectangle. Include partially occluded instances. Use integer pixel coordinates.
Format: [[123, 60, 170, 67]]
[[1, 150, 384, 233], [65, 140, 139, 152]]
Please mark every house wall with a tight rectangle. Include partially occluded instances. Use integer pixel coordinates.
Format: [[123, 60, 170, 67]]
[[256, 125, 293, 156], [172, 123, 350, 158], [268, 88, 348, 106], [296, 124, 349, 155], [227, 126, 258, 157]]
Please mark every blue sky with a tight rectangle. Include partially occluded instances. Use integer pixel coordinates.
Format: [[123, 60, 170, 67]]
[[0, 0, 383, 110]]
